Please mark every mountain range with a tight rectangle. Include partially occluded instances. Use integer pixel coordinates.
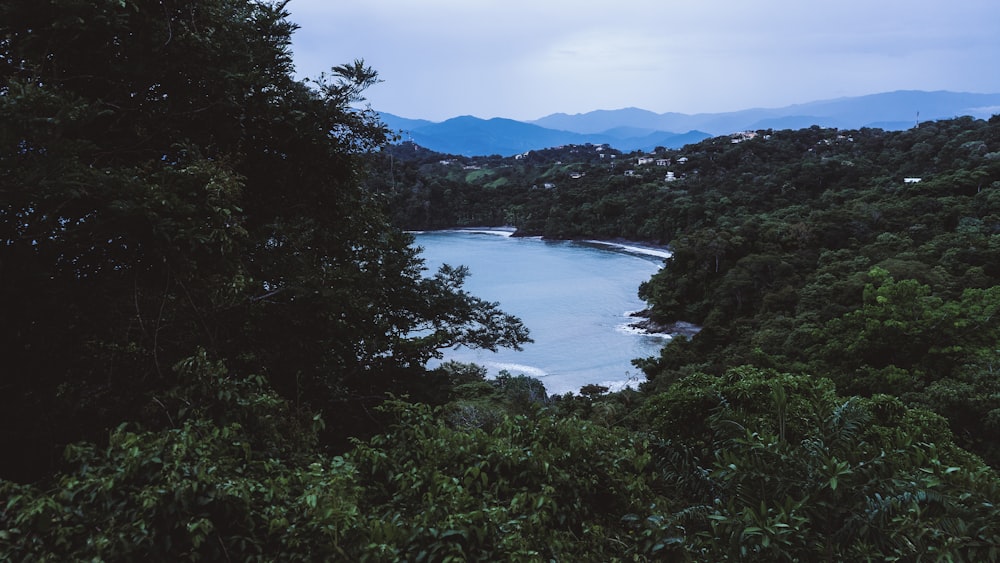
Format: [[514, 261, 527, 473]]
[[379, 90, 1000, 157]]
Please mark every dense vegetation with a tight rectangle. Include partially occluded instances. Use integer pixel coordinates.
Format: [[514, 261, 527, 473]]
[[380, 118, 1000, 466], [2, 0, 998, 560]]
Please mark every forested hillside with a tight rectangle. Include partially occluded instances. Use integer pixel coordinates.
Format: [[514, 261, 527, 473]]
[[3, 1, 999, 560], [375, 119, 1000, 557], [379, 119, 1000, 464]]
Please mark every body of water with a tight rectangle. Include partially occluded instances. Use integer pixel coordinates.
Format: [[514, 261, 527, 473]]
[[411, 229, 671, 395]]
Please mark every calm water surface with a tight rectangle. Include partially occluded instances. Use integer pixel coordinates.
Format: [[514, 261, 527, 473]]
[[412, 230, 671, 395]]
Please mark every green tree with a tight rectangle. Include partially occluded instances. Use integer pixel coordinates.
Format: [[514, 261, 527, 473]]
[[631, 367, 1000, 561], [818, 268, 998, 388], [0, 0, 527, 481], [0, 352, 366, 561], [348, 400, 664, 561]]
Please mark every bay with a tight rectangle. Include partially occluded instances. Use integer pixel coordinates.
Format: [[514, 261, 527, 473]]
[[411, 229, 671, 395]]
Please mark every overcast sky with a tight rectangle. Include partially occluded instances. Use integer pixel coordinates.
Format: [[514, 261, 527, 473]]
[[287, 0, 1000, 122]]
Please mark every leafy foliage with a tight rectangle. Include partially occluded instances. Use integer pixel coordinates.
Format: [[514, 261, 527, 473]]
[[1, 354, 363, 561], [630, 367, 1000, 561], [0, 0, 528, 480], [348, 400, 663, 560], [3, 0, 999, 560]]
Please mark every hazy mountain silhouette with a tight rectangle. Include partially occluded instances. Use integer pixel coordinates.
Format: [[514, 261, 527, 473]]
[[380, 90, 1000, 156], [532, 91, 1000, 135], [380, 114, 708, 156]]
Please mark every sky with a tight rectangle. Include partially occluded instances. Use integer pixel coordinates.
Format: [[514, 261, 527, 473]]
[[286, 0, 1000, 122]]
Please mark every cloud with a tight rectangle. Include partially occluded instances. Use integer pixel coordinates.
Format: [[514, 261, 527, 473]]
[[286, 0, 1000, 120]]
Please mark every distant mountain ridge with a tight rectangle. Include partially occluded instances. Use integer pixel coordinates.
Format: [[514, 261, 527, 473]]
[[380, 90, 1000, 157], [379, 113, 708, 157]]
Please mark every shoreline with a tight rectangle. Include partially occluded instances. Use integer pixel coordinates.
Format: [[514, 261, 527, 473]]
[[412, 228, 695, 394], [626, 310, 702, 339], [407, 226, 517, 238], [412, 226, 693, 338], [579, 239, 672, 261], [409, 227, 672, 260]]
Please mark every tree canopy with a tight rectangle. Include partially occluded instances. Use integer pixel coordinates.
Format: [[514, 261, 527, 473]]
[[378, 117, 1000, 466], [0, 0, 527, 481], [2, 1, 999, 560]]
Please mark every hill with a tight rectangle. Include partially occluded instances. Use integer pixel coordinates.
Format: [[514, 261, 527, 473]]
[[380, 91, 1000, 156], [531, 90, 1000, 136], [374, 115, 1000, 470], [381, 113, 708, 156]]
